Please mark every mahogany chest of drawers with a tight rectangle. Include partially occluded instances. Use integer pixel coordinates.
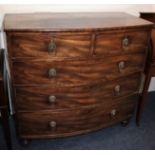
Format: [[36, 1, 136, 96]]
[[3, 13, 153, 141]]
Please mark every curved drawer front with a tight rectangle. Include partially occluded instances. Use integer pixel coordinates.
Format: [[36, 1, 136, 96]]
[[15, 73, 140, 111], [17, 96, 136, 139], [10, 31, 148, 59], [95, 30, 148, 56], [12, 53, 145, 86], [11, 32, 91, 58]]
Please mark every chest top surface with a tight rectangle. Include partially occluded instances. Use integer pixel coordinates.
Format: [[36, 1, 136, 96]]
[[3, 12, 153, 32]]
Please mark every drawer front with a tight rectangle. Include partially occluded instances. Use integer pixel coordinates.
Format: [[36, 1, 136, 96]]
[[13, 53, 145, 86], [17, 96, 136, 138], [15, 73, 140, 111], [11, 32, 91, 58], [95, 31, 148, 56]]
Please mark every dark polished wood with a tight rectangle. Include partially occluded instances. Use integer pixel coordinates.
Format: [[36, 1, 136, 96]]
[[95, 30, 148, 56], [4, 13, 153, 141], [136, 13, 155, 125], [15, 73, 140, 111], [4, 13, 153, 32], [139, 13, 155, 60], [11, 32, 91, 58], [9, 30, 148, 59], [0, 49, 12, 149], [17, 96, 136, 139], [12, 53, 146, 86]]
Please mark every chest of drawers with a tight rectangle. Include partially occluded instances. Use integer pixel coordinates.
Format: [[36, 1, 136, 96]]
[[4, 13, 153, 141]]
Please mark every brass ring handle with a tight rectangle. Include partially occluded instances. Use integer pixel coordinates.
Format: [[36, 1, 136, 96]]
[[48, 95, 56, 104], [48, 40, 56, 54], [122, 37, 129, 47], [110, 109, 117, 117], [48, 68, 56, 78], [118, 61, 125, 72], [114, 85, 121, 96], [49, 121, 57, 130]]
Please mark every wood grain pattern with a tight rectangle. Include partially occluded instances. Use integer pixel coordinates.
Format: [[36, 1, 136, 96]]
[[17, 95, 136, 139], [10, 30, 148, 59], [11, 32, 91, 58], [4, 13, 153, 140], [4, 13, 153, 32], [95, 30, 148, 56], [12, 53, 146, 86], [15, 73, 141, 111]]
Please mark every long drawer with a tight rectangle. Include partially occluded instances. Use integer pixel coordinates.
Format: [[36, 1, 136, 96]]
[[12, 53, 145, 86], [17, 95, 136, 139], [15, 73, 141, 111]]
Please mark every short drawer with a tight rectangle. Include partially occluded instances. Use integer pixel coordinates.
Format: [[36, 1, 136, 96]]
[[12, 52, 146, 86], [11, 32, 91, 58], [15, 73, 140, 111], [95, 30, 148, 56], [17, 96, 136, 139]]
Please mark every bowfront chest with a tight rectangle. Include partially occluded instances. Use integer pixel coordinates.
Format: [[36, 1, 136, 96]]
[[4, 13, 153, 141]]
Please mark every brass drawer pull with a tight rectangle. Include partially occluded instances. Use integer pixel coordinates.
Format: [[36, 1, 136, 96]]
[[110, 109, 117, 117], [114, 85, 121, 96], [48, 95, 56, 104], [49, 121, 57, 130], [122, 37, 129, 47], [118, 61, 125, 72], [48, 68, 57, 78], [48, 40, 56, 54]]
